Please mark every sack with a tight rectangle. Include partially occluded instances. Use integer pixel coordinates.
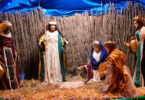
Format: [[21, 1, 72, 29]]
[[98, 62, 107, 79]]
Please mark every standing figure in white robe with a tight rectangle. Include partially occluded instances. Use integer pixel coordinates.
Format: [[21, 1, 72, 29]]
[[38, 21, 68, 84]]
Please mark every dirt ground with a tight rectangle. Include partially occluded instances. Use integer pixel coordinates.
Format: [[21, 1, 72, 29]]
[[0, 76, 145, 100]]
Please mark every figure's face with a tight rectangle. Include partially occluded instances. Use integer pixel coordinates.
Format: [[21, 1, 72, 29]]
[[50, 24, 56, 31], [134, 21, 139, 28], [104, 46, 109, 54], [0, 22, 11, 34], [94, 45, 101, 53], [3, 26, 10, 34]]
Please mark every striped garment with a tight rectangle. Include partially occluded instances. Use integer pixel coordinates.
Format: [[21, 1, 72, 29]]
[[0, 35, 20, 90]]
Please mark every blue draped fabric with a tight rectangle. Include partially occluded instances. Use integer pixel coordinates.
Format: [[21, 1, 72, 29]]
[[90, 41, 108, 70], [0, 0, 145, 16]]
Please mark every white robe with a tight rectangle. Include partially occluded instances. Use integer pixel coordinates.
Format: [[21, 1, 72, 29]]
[[44, 30, 63, 84]]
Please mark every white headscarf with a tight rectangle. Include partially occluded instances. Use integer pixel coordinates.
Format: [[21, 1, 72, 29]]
[[93, 41, 100, 46], [48, 21, 57, 25]]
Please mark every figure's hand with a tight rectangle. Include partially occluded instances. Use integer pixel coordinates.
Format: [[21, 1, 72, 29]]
[[87, 60, 90, 63], [62, 38, 69, 48], [62, 38, 66, 42], [77, 66, 84, 70], [62, 38, 65, 41], [15, 51, 17, 55], [43, 39, 46, 42], [124, 42, 130, 47]]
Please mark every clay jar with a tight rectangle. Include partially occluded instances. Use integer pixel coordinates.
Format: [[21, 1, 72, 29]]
[[130, 37, 137, 53], [0, 64, 4, 80]]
